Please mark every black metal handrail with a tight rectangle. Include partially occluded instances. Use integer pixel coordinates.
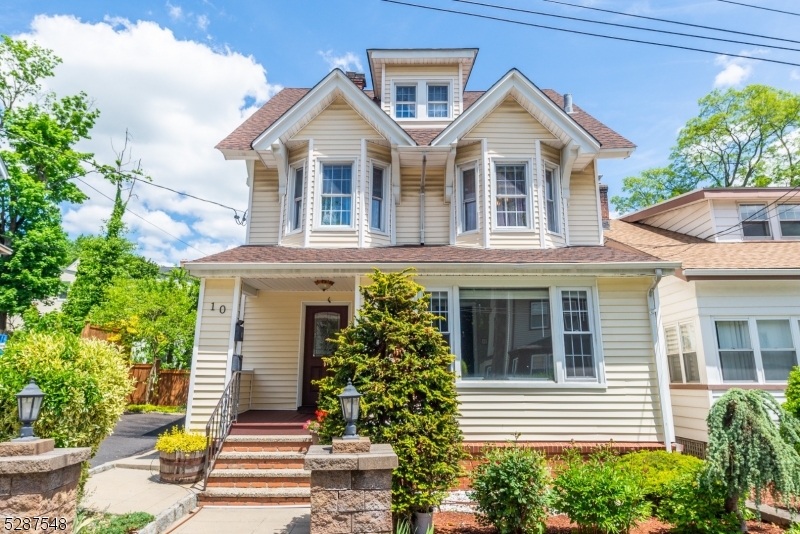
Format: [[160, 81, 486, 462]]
[[203, 370, 242, 490]]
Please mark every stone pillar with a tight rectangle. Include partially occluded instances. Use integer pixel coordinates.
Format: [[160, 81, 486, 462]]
[[0, 438, 91, 534], [304, 438, 398, 534]]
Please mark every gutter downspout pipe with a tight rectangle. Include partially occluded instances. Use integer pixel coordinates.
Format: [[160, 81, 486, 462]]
[[648, 268, 676, 451], [420, 152, 427, 245]]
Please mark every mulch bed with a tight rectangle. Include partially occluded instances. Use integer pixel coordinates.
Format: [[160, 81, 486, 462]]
[[434, 512, 787, 534]]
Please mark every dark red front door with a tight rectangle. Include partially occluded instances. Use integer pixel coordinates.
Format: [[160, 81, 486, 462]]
[[302, 306, 348, 408]]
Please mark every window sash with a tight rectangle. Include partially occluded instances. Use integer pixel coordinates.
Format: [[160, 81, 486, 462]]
[[461, 168, 477, 233], [427, 84, 448, 118], [716, 320, 757, 382], [545, 168, 559, 233], [370, 166, 385, 231], [321, 164, 353, 226], [739, 204, 771, 238], [290, 166, 304, 232], [428, 291, 450, 346], [779, 205, 800, 237], [395, 85, 416, 119], [495, 164, 528, 228], [757, 320, 797, 381], [562, 290, 596, 379]]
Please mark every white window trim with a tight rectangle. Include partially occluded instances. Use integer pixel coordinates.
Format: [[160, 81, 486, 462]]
[[543, 162, 564, 237], [557, 285, 604, 383], [457, 161, 480, 236], [778, 203, 800, 240], [736, 201, 773, 241], [426, 83, 450, 119], [490, 156, 536, 232], [711, 315, 800, 385], [286, 159, 306, 236], [391, 78, 455, 121], [369, 160, 390, 235], [314, 158, 359, 231]]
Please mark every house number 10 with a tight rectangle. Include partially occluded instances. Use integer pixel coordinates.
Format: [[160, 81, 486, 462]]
[[210, 303, 226, 314]]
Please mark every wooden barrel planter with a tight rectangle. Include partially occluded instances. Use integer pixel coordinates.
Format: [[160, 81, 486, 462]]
[[159, 450, 205, 483]]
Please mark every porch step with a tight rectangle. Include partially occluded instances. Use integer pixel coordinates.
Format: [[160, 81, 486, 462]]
[[206, 468, 311, 488], [199, 486, 310, 506], [230, 422, 309, 436], [221, 434, 311, 453], [214, 451, 307, 470]]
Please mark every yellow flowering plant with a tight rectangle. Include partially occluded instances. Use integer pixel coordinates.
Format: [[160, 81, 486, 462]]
[[155, 426, 207, 454]]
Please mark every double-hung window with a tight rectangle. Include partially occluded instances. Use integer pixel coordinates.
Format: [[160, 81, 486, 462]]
[[778, 205, 800, 238], [561, 290, 596, 378], [544, 168, 559, 233], [370, 165, 386, 232], [320, 164, 352, 226], [665, 323, 700, 383], [495, 164, 528, 228], [716, 318, 799, 383], [428, 291, 450, 347], [460, 167, 477, 233], [715, 320, 757, 381], [427, 85, 448, 118], [395, 85, 416, 119], [289, 166, 304, 232], [739, 204, 771, 238], [757, 320, 796, 381]]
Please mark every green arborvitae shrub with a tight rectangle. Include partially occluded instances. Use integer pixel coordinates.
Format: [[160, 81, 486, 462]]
[[617, 450, 703, 512], [469, 443, 550, 534], [657, 462, 739, 534], [705, 389, 800, 531], [784, 366, 800, 418], [316, 268, 465, 517], [0, 332, 133, 452], [552, 446, 651, 534]]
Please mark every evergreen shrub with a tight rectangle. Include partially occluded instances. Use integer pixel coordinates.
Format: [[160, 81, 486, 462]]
[[316, 269, 465, 517], [657, 462, 738, 534], [784, 366, 800, 418], [552, 446, 650, 534], [469, 443, 550, 534], [617, 450, 702, 511]]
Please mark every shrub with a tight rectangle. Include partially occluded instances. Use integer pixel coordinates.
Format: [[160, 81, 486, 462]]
[[316, 269, 465, 517], [0, 332, 133, 453], [785, 366, 800, 418], [552, 446, 651, 534], [154, 426, 206, 453], [126, 404, 184, 414], [617, 450, 703, 511], [657, 462, 739, 534], [469, 444, 550, 534], [77, 511, 154, 534]]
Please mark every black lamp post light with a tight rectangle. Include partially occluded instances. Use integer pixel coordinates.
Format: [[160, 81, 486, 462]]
[[338, 378, 362, 440], [15, 379, 45, 441]]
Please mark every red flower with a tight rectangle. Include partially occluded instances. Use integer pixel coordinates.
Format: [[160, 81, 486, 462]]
[[315, 410, 328, 423]]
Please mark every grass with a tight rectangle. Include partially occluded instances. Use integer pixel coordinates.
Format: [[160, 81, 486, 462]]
[[125, 404, 185, 414], [75, 511, 154, 534]]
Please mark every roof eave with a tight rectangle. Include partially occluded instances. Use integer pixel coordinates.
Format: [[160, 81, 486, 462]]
[[683, 268, 800, 280]]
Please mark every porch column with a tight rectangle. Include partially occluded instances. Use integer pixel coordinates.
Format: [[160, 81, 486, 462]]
[[224, 277, 243, 385]]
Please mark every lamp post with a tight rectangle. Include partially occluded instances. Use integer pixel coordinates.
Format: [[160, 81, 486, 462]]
[[15, 379, 45, 441], [338, 379, 362, 440]]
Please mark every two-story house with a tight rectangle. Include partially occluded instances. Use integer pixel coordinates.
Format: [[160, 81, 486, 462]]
[[183, 48, 680, 503], [605, 187, 800, 456]]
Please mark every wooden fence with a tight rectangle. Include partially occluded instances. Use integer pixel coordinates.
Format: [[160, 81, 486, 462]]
[[128, 363, 190, 407]]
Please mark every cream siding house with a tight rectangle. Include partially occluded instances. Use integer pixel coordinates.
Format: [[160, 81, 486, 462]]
[[605, 188, 800, 455], [185, 48, 679, 452]]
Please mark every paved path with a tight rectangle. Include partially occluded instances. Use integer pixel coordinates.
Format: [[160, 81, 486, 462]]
[[84, 467, 198, 516], [170, 507, 310, 534], [91, 412, 184, 467]]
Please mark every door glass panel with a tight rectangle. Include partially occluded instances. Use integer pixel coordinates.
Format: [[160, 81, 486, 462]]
[[313, 312, 340, 357]]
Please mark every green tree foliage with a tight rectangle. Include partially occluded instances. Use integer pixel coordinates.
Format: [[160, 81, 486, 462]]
[[88, 269, 199, 369], [469, 443, 550, 534], [705, 388, 800, 531], [316, 269, 465, 517], [0, 331, 133, 452], [784, 366, 800, 419], [612, 85, 800, 214]]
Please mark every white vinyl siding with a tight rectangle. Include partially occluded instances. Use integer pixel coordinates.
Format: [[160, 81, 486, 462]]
[[567, 162, 602, 245], [247, 164, 280, 245], [395, 168, 449, 245], [640, 200, 715, 240]]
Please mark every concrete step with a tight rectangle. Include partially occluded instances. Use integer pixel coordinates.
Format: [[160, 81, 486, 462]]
[[199, 486, 310, 506], [222, 435, 312, 453], [214, 451, 307, 470], [206, 468, 311, 488]]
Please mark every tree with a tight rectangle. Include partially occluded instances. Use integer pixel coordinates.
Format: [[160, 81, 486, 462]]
[[87, 268, 199, 369], [316, 269, 465, 518], [704, 388, 800, 532], [610, 167, 697, 214]]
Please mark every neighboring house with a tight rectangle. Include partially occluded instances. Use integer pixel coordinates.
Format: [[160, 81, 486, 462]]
[[184, 48, 680, 454], [36, 260, 78, 314], [605, 187, 800, 456]]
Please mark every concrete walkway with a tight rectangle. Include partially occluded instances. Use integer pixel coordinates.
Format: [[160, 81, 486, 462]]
[[84, 466, 198, 517], [92, 412, 184, 467], [169, 507, 310, 534]]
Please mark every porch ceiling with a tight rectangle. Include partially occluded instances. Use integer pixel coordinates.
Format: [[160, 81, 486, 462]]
[[243, 276, 356, 292]]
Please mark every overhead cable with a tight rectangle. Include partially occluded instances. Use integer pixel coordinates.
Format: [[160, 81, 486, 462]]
[[717, 0, 800, 17]]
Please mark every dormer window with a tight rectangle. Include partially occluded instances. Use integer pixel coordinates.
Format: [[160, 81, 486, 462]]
[[427, 84, 448, 118], [395, 85, 416, 119], [739, 204, 770, 239], [778, 205, 800, 238]]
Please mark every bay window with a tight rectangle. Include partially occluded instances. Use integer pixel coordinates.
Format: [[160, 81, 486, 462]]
[[320, 163, 353, 226], [495, 164, 528, 228]]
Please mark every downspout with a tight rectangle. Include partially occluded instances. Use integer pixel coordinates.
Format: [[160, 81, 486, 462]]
[[420, 151, 427, 245], [648, 269, 676, 451]]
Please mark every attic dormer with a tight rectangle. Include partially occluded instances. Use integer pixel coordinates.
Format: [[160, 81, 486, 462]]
[[367, 48, 478, 127]]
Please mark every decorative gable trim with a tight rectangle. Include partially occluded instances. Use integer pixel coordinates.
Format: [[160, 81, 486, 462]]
[[431, 69, 601, 153], [252, 69, 416, 150]]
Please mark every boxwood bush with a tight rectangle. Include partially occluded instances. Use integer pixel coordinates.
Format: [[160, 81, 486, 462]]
[[617, 450, 703, 512]]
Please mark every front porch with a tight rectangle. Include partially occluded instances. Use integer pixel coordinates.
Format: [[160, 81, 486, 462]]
[[230, 409, 311, 436]]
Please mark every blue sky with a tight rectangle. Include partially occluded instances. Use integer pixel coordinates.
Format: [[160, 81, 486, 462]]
[[2, 0, 799, 263]]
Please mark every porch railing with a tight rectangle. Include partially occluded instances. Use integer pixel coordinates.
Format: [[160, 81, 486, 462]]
[[203, 369, 242, 490]]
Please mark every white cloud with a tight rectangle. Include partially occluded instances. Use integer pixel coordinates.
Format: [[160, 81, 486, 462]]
[[196, 14, 209, 31], [318, 50, 363, 72], [792, 70, 800, 81], [17, 15, 281, 264], [166, 2, 183, 20], [713, 52, 760, 88]]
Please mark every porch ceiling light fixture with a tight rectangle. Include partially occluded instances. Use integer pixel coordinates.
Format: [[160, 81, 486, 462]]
[[15, 379, 44, 441], [338, 378, 362, 440], [314, 279, 335, 292]]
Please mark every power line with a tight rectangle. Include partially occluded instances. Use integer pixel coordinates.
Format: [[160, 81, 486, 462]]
[[706, 185, 800, 239], [131, 178, 247, 225], [717, 0, 800, 17], [382, 0, 800, 67], [74, 177, 209, 256], [538, 0, 800, 45], [455, 0, 800, 54]]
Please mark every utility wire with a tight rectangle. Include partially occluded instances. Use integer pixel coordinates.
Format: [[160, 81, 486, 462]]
[[455, 0, 800, 53], [75, 177, 209, 256], [717, 0, 800, 17], [537, 0, 800, 45], [705, 185, 800, 239], [131, 178, 247, 224], [383, 0, 800, 67]]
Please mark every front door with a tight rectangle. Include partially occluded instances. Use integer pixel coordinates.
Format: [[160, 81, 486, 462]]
[[302, 306, 348, 408]]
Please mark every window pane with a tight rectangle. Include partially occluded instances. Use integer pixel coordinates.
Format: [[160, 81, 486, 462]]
[[291, 167, 304, 231], [546, 169, 558, 233], [679, 323, 696, 352], [396, 86, 416, 119], [763, 350, 796, 381], [459, 289, 554, 380], [428, 291, 449, 337], [496, 165, 527, 227], [739, 204, 770, 237], [665, 327, 682, 383], [294, 168, 304, 198], [683, 352, 701, 383], [293, 199, 302, 230], [562, 290, 595, 378], [371, 199, 382, 230], [321, 165, 352, 226], [757, 320, 796, 381], [372, 168, 384, 200], [428, 85, 447, 102], [462, 168, 477, 232], [371, 167, 384, 231], [496, 165, 526, 195], [396, 85, 416, 102], [779, 205, 800, 236], [313, 312, 340, 357], [716, 321, 756, 382]]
